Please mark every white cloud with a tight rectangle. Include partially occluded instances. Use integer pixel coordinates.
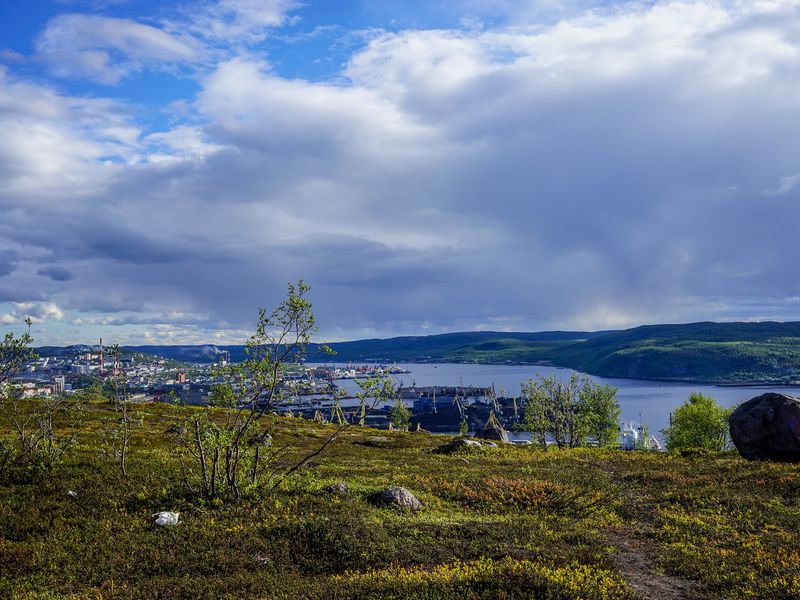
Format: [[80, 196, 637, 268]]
[[765, 172, 800, 196], [0, 67, 140, 197], [4, 302, 65, 324], [32, 0, 302, 85], [0, 68, 126, 197], [37, 13, 197, 84], [219, 0, 297, 28], [199, 58, 437, 160], [142, 126, 227, 164], [0, 66, 228, 198], [186, 0, 299, 43]]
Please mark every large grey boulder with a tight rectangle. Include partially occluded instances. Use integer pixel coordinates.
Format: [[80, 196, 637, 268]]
[[729, 393, 800, 462], [369, 487, 422, 510]]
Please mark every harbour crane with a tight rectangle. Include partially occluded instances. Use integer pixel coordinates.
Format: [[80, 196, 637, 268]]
[[452, 393, 465, 417], [488, 384, 500, 412]]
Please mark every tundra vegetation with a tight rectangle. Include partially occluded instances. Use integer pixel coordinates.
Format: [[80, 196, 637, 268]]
[[0, 319, 86, 479], [1, 295, 800, 599]]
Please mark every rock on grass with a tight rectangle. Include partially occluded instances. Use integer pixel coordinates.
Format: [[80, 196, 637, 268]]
[[328, 482, 349, 496], [369, 487, 422, 510], [436, 438, 482, 453]]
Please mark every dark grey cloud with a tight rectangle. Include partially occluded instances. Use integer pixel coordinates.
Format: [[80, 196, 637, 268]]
[[0, 250, 18, 278], [37, 266, 73, 281]]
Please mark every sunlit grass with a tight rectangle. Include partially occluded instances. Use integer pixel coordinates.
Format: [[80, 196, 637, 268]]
[[1, 401, 799, 598]]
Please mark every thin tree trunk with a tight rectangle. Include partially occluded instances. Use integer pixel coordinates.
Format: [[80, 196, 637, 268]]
[[194, 420, 209, 496], [252, 445, 260, 484], [121, 436, 128, 477], [211, 448, 219, 499]]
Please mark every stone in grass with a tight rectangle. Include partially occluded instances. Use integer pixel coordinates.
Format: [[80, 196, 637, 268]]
[[166, 424, 187, 436], [436, 438, 482, 454], [370, 487, 422, 510], [153, 511, 180, 526], [328, 482, 350, 497]]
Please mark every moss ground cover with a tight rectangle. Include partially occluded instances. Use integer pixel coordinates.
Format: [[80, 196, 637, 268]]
[[1, 402, 799, 599]]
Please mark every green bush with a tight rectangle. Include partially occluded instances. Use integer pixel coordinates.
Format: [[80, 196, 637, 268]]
[[661, 392, 732, 452]]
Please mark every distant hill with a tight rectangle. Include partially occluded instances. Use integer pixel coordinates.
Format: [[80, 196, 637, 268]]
[[547, 321, 800, 383], [35, 345, 95, 357], [121, 331, 605, 365], [124, 344, 241, 363], [313, 330, 610, 364], [118, 321, 800, 384]]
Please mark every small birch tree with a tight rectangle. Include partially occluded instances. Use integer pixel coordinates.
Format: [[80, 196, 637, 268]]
[[99, 346, 142, 477], [173, 281, 341, 501]]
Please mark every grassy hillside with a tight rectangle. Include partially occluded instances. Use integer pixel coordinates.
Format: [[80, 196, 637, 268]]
[[2, 401, 800, 599], [317, 331, 605, 364], [548, 322, 800, 383]]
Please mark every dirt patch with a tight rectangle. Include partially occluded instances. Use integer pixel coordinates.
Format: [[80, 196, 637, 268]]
[[607, 526, 702, 600]]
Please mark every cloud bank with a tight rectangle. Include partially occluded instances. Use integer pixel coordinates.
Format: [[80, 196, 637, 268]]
[[1, 0, 800, 343]]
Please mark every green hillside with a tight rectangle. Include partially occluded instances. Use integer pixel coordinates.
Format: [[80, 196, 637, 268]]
[[124, 332, 605, 366], [548, 322, 800, 383], [318, 331, 604, 364]]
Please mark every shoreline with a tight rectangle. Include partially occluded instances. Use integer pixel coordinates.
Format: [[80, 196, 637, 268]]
[[308, 359, 800, 389]]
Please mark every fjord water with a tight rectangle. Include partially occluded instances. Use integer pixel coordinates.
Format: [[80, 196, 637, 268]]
[[323, 362, 800, 437]]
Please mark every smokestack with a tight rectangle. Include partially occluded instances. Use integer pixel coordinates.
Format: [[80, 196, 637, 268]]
[[100, 338, 104, 376]]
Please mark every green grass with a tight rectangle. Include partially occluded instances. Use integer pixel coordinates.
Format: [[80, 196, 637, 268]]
[[2, 402, 799, 598]]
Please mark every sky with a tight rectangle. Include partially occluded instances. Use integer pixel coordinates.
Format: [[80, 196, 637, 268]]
[[1, 0, 800, 346]]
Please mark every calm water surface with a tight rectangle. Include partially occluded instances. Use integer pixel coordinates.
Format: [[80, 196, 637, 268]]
[[315, 362, 800, 436]]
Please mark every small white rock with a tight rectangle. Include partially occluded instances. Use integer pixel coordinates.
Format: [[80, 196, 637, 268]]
[[153, 511, 180, 526], [66, 490, 78, 499]]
